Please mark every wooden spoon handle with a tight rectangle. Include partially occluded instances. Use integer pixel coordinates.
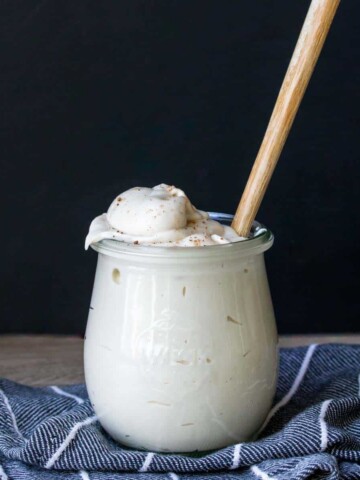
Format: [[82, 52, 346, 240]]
[[232, 0, 340, 237]]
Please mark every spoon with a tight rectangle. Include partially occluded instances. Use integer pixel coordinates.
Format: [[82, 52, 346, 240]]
[[232, 0, 340, 237]]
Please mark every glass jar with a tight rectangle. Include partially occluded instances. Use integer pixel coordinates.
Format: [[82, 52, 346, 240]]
[[84, 214, 278, 453]]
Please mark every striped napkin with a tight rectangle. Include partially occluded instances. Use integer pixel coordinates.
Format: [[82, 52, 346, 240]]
[[1, 344, 360, 479]]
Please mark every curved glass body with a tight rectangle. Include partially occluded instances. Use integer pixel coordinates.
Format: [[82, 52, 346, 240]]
[[84, 214, 278, 453]]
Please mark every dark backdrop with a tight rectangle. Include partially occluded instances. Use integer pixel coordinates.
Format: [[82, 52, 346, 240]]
[[1, 1, 359, 335]]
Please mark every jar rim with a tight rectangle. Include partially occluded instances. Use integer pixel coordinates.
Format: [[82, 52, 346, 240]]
[[90, 212, 274, 259]]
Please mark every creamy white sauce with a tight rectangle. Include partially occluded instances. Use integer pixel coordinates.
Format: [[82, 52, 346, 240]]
[[84, 183, 277, 452], [85, 184, 245, 249]]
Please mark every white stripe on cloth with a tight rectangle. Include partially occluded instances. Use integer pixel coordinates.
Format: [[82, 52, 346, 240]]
[[259, 343, 317, 433], [168, 473, 179, 480], [79, 471, 90, 480], [358, 372, 360, 397], [0, 464, 8, 480], [230, 443, 242, 470], [319, 399, 332, 451], [251, 465, 277, 480], [0, 388, 24, 439], [139, 452, 155, 472], [45, 415, 98, 469], [50, 386, 84, 405]]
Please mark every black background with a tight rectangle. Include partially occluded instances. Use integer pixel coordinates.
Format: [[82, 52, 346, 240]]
[[1, 1, 359, 335]]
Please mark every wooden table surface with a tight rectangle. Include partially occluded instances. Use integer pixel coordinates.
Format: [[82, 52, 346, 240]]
[[1, 334, 359, 386]]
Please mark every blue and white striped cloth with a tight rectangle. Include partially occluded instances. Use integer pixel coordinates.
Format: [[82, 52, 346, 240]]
[[1, 344, 360, 479]]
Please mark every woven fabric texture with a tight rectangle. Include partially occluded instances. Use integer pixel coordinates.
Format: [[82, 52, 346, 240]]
[[1, 344, 360, 479]]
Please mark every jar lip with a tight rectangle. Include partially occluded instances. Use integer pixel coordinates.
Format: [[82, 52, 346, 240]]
[[90, 212, 274, 259]]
